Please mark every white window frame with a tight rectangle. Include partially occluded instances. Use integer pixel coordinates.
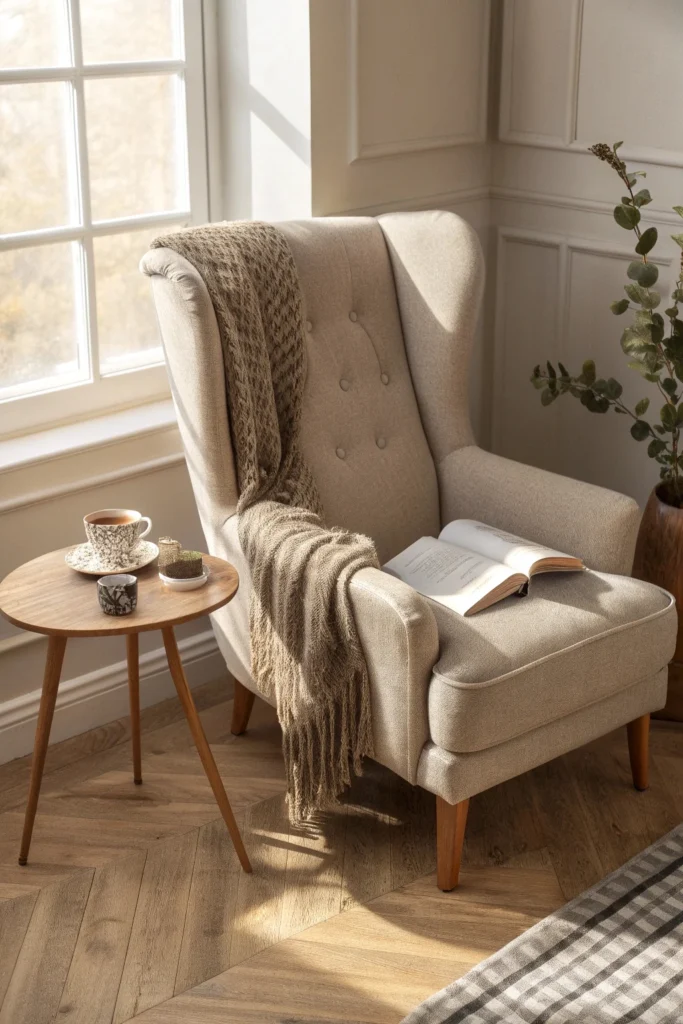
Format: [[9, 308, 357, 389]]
[[0, 0, 209, 439]]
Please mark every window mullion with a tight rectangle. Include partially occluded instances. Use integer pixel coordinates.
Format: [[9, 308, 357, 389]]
[[67, 0, 100, 385]]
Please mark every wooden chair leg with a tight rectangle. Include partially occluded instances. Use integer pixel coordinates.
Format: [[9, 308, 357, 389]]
[[162, 626, 252, 873], [627, 713, 650, 791], [126, 633, 142, 785], [436, 795, 469, 891], [19, 636, 67, 866], [231, 679, 256, 736]]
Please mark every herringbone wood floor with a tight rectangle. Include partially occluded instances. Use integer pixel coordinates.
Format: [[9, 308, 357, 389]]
[[0, 675, 681, 1024]]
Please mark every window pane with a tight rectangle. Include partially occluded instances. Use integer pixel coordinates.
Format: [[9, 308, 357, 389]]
[[94, 227, 173, 375], [86, 75, 185, 222], [0, 243, 86, 400], [0, 0, 71, 68], [80, 0, 180, 63], [0, 82, 76, 234]]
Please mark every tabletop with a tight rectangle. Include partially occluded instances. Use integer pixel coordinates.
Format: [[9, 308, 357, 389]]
[[0, 549, 239, 637]]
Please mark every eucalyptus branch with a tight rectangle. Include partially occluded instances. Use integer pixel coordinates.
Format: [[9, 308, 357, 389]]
[[532, 371, 657, 434], [529, 141, 683, 506]]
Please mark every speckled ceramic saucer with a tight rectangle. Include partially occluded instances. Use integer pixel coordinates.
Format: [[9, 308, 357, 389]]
[[65, 540, 159, 576]]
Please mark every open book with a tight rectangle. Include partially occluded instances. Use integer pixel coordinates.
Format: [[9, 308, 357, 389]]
[[383, 520, 584, 617]]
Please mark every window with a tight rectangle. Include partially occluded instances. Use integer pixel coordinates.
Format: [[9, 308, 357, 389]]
[[0, 0, 208, 436]]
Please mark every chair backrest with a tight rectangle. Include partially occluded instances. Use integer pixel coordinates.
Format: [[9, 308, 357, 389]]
[[142, 210, 484, 564]]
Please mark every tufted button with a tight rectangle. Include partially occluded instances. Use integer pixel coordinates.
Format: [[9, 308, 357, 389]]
[[349, 311, 358, 322], [336, 447, 346, 460], [339, 378, 350, 391], [305, 320, 313, 332], [376, 437, 386, 449], [380, 372, 389, 385]]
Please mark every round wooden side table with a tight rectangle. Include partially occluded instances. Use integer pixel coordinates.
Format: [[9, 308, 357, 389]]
[[0, 548, 251, 874]]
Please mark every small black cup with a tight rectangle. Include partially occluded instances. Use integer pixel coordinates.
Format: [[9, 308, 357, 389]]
[[97, 574, 138, 616]]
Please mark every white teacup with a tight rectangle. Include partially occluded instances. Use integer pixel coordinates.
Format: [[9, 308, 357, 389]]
[[84, 508, 152, 568]]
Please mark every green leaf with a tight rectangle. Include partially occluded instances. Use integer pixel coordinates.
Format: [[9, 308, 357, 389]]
[[546, 361, 556, 379], [677, 403, 683, 424], [625, 283, 643, 305], [672, 233, 683, 249], [614, 407, 627, 414], [540, 389, 555, 407], [531, 375, 546, 390], [628, 359, 649, 376], [661, 404, 677, 430], [614, 141, 623, 152], [614, 204, 641, 230], [631, 420, 651, 441], [663, 378, 678, 396], [673, 206, 683, 218], [611, 298, 630, 315], [581, 359, 596, 384], [627, 260, 659, 287], [633, 189, 652, 207], [635, 226, 658, 255], [635, 397, 650, 416], [648, 438, 667, 457], [558, 361, 570, 378], [606, 378, 623, 399], [665, 306, 679, 318]]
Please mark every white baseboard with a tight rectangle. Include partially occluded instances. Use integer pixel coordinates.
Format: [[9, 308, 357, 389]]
[[0, 629, 226, 765]]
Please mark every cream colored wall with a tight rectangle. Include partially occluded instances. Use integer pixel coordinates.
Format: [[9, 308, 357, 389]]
[[490, 0, 683, 507]]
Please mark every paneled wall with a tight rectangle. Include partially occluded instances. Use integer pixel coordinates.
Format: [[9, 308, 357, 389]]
[[491, 0, 683, 506]]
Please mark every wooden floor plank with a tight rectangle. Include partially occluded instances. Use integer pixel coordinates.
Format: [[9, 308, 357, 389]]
[[389, 775, 435, 890], [174, 819, 240, 995], [58, 851, 147, 1024], [528, 756, 604, 899], [113, 832, 198, 1024], [228, 794, 290, 967], [0, 870, 93, 1024], [0, 892, 37, 1007], [340, 767, 393, 911], [278, 805, 347, 939]]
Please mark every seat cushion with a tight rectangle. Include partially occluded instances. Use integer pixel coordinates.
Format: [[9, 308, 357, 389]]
[[427, 570, 676, 753]]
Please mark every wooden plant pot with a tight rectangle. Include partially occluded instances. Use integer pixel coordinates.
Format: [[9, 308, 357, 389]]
[[632, 484, 683, 722]]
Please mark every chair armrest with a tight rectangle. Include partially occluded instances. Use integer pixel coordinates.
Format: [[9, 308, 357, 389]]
[[439, 446, 641, 576], [349, 567, 439, 784]]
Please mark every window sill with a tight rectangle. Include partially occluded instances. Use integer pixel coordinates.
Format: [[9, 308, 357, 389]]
[[0, 400, 185, 514]]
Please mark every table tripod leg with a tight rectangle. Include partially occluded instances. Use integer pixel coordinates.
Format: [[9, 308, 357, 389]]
[[161, 626, 252, 873], [126, 633, 142, 784], [19, 635, 67, 865]]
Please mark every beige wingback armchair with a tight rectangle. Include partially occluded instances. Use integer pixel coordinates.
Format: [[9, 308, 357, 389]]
[[142, 211, 676, 890]]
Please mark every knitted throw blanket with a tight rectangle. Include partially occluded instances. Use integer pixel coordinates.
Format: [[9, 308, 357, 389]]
[[151, 222, 379, 818]]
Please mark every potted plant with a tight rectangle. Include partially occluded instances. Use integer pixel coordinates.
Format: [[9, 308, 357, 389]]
[[530, 141, 683, 721]]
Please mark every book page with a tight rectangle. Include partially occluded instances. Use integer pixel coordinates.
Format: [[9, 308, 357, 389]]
[[438, 520, 583, 576], [383, 537, 525, 616]]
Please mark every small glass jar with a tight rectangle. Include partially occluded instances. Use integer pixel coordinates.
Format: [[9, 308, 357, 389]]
[[158, 537, 181, 572]]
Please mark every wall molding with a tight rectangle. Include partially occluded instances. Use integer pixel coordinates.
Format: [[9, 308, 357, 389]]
[[0, 628, 225, 765], [330, 185, 490, 218], [499, 0, 583, 150], [491, 186, 683, 227], [498, 0, 683, 170], [348, 0, 489, 163]]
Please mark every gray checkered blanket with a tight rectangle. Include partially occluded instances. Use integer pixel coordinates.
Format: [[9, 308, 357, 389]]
[[403, 824, 683, 1023]]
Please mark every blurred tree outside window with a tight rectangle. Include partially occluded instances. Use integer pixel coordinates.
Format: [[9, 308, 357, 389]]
[[0, 0, 204, 425]]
